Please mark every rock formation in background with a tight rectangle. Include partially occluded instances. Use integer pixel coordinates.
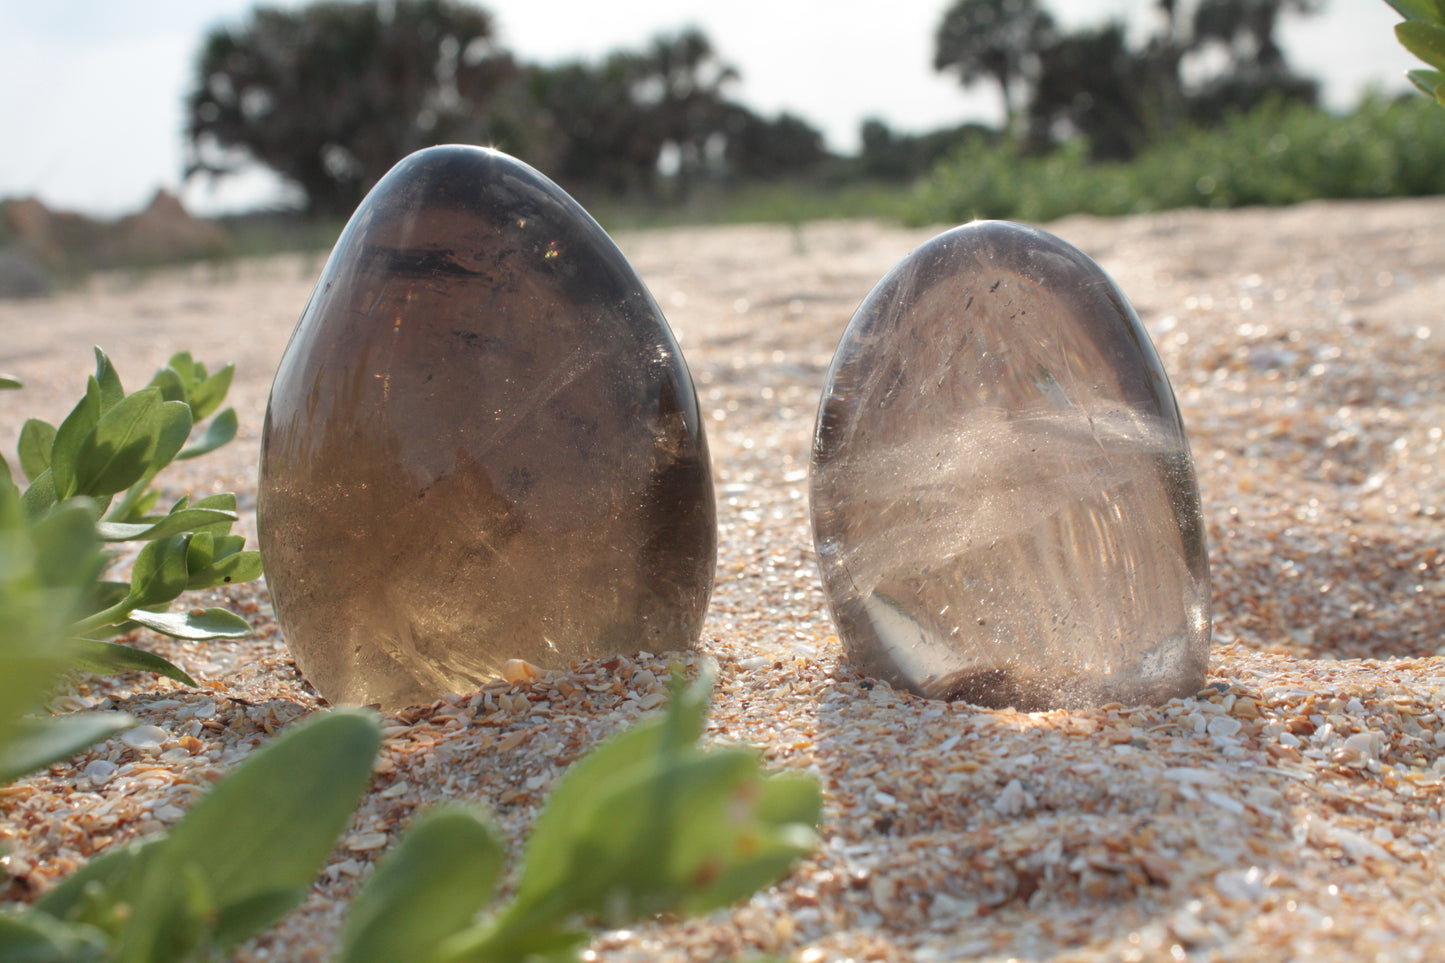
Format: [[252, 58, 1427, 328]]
[[0, 190, 232, 298]]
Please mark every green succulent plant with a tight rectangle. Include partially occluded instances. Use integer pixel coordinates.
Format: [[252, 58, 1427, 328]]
[[1, 348, 261, 781], [1388, 0, 1445, 104]]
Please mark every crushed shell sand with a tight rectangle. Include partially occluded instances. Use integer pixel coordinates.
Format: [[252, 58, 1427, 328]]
[[2, 198, 1445, 961]]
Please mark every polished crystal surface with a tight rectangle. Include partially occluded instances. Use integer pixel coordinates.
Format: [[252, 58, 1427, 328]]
[[811, 220, 1209, 709], [258, 146, 716, 708]]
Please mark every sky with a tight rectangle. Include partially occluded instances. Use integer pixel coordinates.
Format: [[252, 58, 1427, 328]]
[[0, 1, 1420, 218]]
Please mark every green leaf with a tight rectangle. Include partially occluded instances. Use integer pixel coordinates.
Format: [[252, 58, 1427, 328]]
[[127, 534, 193, 607], [72, 389, 193, 497], [339, 808, 506, 963], [113, 709, 382, 961], [1408, 66, 1445, 95], [19, 468, 57, 519], [508, 671, 711, 912], [186, 549, 263, 591], [29, 499, 105, 591], [50, 379, 101, 500], [125, 607, 251, 640], [69, 638, 197, 687], [543, 749, 796, 921], [0, 374, 21, 389], [19, 418, 57, 479], [0, 647, 71, 736], [189, 492, 236, 512], [474, 667, 820, 951], [166, 352, 197, 390], [180, 532, 248, 581], [94, 507, 238, 542], [210, 888, 313, 951], [673, 768, 823, 915], [0, 909, 110, 962], [209, 533, 246, 557], [0, 501, 105, 760], [0, 496, 96, 742], [176, 407, 238, 460], [435, 925, 588, 963], [87, 580, 131, 614], [188, 365, 235, 421], [108, 487, 159, 524], [35, 836, 167, 927], [148, 401, 195, 473], [92, 347, 124, 412], [184, 531, 216, 573], [1386, 0, 1445, 23], [0, 713, 135, 784], [146, 366, 188, 404], [1397, 20, 1445, 70], [185, 494, 242, 536]]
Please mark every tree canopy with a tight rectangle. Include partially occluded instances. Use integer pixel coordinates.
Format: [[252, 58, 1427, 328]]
[[933, 0, 1058, 128], [528, 29, 743, 197], [182, 0, 1333, 215], [186, 0, 517, 217], [935, 0, 1324, 161], [185, 5, 823, 213]]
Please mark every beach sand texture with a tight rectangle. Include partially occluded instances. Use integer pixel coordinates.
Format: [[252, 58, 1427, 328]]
[[2, 199, 1444, 961]]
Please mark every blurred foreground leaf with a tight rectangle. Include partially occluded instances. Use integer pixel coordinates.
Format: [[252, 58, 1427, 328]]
[[0, 713, 134, 785], [30, 710, 382, 961], [343, 666, 829, 963], [339, 808, 506, 963]]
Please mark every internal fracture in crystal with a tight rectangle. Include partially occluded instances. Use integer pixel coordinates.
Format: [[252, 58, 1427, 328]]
[[258, 146, 716, 709], [810, 220, 1210, 709]]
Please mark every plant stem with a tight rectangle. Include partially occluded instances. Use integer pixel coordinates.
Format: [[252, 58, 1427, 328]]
[[70, 597, 138, 637]]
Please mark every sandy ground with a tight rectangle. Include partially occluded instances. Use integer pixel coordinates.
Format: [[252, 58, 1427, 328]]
[[2, 198, 1445, 960]]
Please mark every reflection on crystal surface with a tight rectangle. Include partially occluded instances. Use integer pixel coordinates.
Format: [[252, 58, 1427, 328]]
[[810, 220, 1209, 709], [258, 146, 715, 709]]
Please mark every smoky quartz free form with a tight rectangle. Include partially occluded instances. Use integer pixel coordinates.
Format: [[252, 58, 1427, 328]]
[[258, 146, 715, 709], [811, 221, 1209, 709]]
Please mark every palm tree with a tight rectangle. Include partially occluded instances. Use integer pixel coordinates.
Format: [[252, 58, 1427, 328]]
[[185, 0, 517, 217], [627, 29, 741, 194], [933, 0, 1057, 130], [1192, 0, 1324, 72], [526, 29, 740, 198], [1187, 0, 1323, 120]]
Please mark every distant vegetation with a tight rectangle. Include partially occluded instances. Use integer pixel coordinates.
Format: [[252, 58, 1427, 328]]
[[164, 0, 1445, 233], [909, 93, 1445, 224], [186, 1, 822, 218]]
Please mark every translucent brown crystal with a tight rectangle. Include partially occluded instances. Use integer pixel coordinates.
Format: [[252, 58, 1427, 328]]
[[258, 146, 716, 708], [811, 220, 1210, 709]]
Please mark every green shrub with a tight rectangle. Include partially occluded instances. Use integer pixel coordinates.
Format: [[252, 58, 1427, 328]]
[[0, 350, 262, 780], [908, 94, 1445, 226]]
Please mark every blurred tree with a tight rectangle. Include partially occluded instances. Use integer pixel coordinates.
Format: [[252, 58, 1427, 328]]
[[1015, 0, 1321, 158], [1186, 0, 1321, 120], [626, 29, 742, 195], [185, 0, 518, 217], [857, 118, 996, 181], [526, 59, 657, 195], [1138, 0, 1190, 133], [933, 0, 1057, 129], [1027, 23, 1149, 160], [1192, 0, 1322, 71], [527, 29, 741, 198], [859, 119, 913, 181], [723, 110, 828, 180]]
